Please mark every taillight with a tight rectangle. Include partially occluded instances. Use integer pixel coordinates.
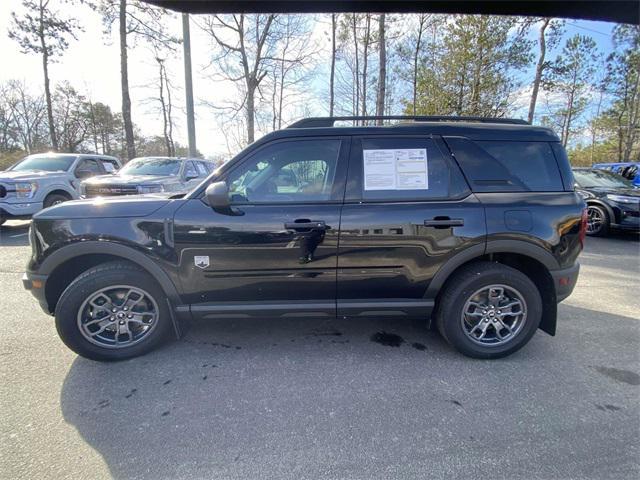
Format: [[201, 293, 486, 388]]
[[579, 208, 588, 248]]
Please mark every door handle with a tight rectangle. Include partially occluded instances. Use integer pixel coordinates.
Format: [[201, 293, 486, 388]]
[[424, 217, 464, 228], [284, 220, 327, 230]]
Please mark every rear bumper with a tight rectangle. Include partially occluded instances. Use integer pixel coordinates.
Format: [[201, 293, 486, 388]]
[[551, 263, 580, 302], [22, 272, 52, 314]]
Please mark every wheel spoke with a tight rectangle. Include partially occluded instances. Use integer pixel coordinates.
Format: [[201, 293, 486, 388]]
[[498, 300, 523, 316], [78, 285, 159, 349]]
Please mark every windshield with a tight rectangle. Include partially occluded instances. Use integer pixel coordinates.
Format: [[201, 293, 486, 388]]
[[119, 158, 181, 176], [574, 169, 635, 189], [10, 154, 76, 172]]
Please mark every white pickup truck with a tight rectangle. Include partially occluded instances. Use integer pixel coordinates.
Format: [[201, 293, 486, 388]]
[[0, 153, 121, 225]]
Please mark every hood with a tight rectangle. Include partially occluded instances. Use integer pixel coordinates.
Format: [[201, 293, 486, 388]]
[[0, 170, 69, 182], [33, 195, 171, 220], [582, 186, 640, 197], [83, 174, 177, 186]]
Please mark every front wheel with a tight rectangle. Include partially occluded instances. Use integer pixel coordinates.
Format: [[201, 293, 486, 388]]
[[586, 205, 609, 237], [43, 192, 71, 209], [55, 261, 173, 361], [435, 262, 542, 359]]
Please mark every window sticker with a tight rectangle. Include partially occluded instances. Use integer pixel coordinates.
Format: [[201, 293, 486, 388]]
[[363, 148, 428, 190], [102, 162, 115, 172]]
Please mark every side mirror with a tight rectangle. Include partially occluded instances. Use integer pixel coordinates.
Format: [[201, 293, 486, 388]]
[[185, 174, 199, 181], [205, 181, 243, 216]]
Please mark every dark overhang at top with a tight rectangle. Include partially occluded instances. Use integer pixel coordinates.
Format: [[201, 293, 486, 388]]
[[145, 0, 639, 25]]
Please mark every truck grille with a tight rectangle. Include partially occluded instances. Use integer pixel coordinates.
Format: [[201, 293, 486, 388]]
[[85, 184, 139, 197]]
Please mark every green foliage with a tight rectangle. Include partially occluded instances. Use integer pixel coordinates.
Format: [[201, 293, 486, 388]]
[[405, 15, 533, 116], [9, 0, 83, 60]]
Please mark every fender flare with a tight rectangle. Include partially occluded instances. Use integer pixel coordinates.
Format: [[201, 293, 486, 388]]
[[425, 239, 559, 299], [42, 184, 78, 200], [39, 241, 181, 304]]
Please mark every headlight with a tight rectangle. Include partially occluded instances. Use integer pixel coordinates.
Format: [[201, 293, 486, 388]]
[[15, 182, 37, 198], [606, 194, 640, 205], [137, 184, 164, 194]]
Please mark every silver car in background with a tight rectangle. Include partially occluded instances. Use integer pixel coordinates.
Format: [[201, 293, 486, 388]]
[[81, 157, 215, 198], [0, 153, 121, 225]]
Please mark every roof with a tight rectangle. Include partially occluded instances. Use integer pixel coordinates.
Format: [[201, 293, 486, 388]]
[[145, 1, 639, 25], [276, 121, 560, 142]]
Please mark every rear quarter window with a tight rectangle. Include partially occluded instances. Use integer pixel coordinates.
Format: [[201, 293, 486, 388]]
[[478, 141, 563, 191], [445, 137, 564, 192]]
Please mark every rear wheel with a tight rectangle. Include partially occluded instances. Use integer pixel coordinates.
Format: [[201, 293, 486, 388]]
[[43, 192, 71, 209], [586, 205, 609, 237], [55, 261, 173, 361], [436, 262, 542, 359]]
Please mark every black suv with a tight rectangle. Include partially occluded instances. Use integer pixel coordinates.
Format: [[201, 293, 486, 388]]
[[573, 168, 639, 236], [23, 116, 586, 361]]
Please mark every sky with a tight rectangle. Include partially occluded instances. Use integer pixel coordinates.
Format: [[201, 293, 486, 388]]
[[0, 2, 620, 158]]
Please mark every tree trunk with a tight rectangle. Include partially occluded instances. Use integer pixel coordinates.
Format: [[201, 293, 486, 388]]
[[528, 19, 550, 124], [412, 17, 425, 116], [247, 81, 255, 144], [329, 13, 336, 117], [361, 14, 371, 118], [352, 15, 360, 119], [39, 0, 57, 150], [158, 59, 171, 156], [375, 14, 386, 124], [119, 0, 135, 160]]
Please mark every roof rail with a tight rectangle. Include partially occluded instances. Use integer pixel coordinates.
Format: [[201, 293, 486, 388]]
[[287, 115, 529, 128]]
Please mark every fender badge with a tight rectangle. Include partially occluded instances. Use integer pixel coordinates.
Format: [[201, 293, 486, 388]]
[[194, 256, 210, 269]]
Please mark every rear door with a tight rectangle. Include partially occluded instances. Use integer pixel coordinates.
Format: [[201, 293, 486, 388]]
[[337, 135, 486, 318], [172, 137, 350, 319]]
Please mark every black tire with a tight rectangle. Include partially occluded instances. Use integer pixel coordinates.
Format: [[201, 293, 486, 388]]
[[55, 261, 173, 361], [43, 192, 71, 209], [435, 262, 542, 359], [586, 204, 610, 237]]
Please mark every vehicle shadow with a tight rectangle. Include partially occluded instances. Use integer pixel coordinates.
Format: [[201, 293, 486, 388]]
[[58, 305, 640, 480], [57, 315, 454, 478], [0, 221, 30, 247]]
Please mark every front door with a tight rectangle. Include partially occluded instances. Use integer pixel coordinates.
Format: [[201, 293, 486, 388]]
[[173, 137, 349, 319], [337, 135, 486, 318]]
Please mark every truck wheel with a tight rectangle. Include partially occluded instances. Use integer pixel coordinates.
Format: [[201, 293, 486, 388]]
[[435, 262, 542, 359], [43, 192, 71, 209], [55, 261, 173, 361], [586, 205, 609, 237]]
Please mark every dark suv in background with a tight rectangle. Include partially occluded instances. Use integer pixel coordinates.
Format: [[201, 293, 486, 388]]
[[573, 167, 639, 236], [81, 156, 215, 197], [23, 116, 586, 361]]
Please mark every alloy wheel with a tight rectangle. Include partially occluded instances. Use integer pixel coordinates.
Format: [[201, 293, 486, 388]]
[[586, 206, 604, 234], [461, 284, 527, 346], [77, 285, 159, 348]]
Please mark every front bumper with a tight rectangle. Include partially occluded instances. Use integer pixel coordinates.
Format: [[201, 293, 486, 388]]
[[22, 272, 52, 315], [551, 263, 580, 303], [0, 201, 43, 219], [610, 202, 640, 231]]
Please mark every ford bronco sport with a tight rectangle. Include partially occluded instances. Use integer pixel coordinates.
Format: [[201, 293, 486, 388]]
[[22, 116, 586, 361]]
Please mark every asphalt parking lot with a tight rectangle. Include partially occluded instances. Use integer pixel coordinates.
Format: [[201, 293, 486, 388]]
[[0, 220, 638, 480]]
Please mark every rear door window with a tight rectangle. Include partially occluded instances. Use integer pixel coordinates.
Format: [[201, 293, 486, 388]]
[[348, 137, 470, 201]]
